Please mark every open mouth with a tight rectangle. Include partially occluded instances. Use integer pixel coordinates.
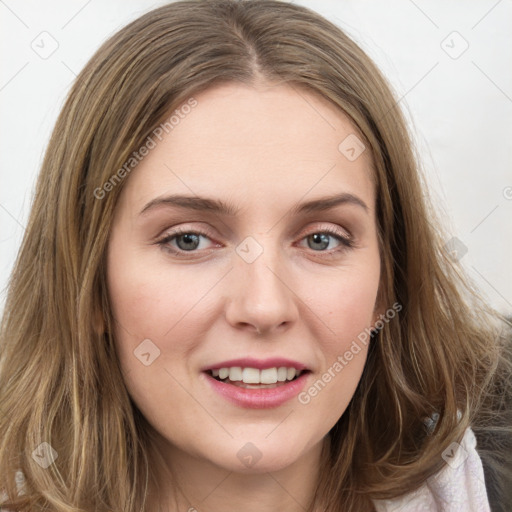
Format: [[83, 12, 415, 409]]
[[202, 363, 311, 408], [205, 367, 310, 389]]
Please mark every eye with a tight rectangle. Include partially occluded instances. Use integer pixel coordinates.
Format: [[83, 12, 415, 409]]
[[156, 226, 354, 257], [296, 226, 354, 256], [157, 227, 217, 255]]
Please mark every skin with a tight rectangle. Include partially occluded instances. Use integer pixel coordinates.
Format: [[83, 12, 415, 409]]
[[106, 81, 383, 511]]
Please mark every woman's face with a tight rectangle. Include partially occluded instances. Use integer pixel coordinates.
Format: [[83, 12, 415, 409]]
[[107, 81, 382, 475]]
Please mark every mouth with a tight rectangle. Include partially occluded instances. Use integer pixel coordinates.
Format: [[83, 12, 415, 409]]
[[205, 366, 310, 389], [201, 361, 312, 409]]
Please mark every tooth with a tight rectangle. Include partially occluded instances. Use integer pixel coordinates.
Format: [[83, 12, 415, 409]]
[[277, 367, 288, 382], [229, 367, 243, 381], [218, 367, 229, 380], [242, 367, 260, 384], [211, 369, 220, 377], [286, 368, 297, 380], [260, 367, 278, 384]]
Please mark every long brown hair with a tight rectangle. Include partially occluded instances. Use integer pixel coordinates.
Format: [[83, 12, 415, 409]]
[[1, 1, 510, 510]]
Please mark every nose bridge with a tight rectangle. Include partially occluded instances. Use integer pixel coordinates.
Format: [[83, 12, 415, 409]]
[[237, 233, 289, 303], [225, 233, 298, 333]]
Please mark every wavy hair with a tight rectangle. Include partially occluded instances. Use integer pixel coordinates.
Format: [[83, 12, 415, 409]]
[[1, 1, 511, 510]]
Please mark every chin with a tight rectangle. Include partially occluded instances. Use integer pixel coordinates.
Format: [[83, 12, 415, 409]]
[[214, 435, 314, 474]]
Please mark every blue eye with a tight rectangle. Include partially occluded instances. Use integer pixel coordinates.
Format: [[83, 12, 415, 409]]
[[157, 226, 354, 257], [157, 228, 216, 254], [300, 229, 353, 253], [168, 232, 202, 251]]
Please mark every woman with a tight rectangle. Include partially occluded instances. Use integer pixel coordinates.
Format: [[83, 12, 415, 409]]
[[0, 1, 510, 510]]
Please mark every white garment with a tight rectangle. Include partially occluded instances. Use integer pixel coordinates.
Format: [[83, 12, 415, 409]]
[[373, 427, 490, 511]]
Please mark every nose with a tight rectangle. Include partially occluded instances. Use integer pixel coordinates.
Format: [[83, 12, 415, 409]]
[[224, 239, 299, 336]]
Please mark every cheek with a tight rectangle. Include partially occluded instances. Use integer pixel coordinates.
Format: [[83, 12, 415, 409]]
[[106, 243, 185, 378], [296, 278, 376, 427], [295, 257, 379, 415], [105, 246, 210, 427], [330, 273, 378, 346], [305, 257, 380, 348], [107, 243, 215, 341], [106, 242, 230, 410]]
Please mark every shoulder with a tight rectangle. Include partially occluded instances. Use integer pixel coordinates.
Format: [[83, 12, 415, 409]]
[[372, 427, 490, 511]]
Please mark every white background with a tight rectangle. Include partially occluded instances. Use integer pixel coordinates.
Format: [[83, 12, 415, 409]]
[[1, 0, 511, 315]]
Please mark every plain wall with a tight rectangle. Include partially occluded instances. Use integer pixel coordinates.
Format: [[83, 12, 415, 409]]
[[1, 0, 511, 315]]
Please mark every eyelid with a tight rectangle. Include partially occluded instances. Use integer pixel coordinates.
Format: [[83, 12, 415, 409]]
[[296, 223, 352, 242], [156, 223, 355, 257], [157, 225, 220, 252], [295, 225, 355, 256]]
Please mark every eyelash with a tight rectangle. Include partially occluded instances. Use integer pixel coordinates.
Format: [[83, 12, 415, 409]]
[[156, 226, 355, 258]]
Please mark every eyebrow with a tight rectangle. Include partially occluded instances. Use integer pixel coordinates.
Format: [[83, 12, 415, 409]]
[[139, 192, 369, 217]]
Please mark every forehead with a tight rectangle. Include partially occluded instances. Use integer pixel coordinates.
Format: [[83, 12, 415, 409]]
[[116, 81, 375, 217]]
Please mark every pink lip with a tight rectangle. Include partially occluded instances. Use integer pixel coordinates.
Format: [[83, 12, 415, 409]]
[[202, 371, 310, 409], [202, 357, 308, 371]]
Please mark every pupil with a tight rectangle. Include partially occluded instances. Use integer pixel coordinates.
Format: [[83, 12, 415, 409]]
[[177, 233, 199, 251], [309, 233, 329, 250]]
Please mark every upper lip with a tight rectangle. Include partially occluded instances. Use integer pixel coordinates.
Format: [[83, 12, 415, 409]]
[[202, 357, 309, 372]]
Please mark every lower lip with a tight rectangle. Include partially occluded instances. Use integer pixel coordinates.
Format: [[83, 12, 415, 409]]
[[203, 371, 310, 409]]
